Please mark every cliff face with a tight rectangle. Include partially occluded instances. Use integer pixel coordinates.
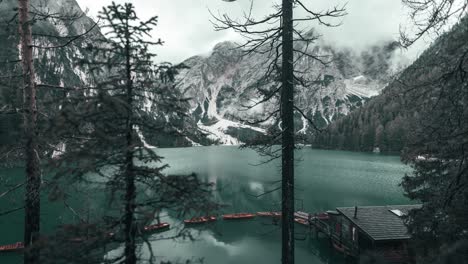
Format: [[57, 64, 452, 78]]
[[0, 0, 197, 148], [176, 40, 400, 144], [0, 0, 102, 146]]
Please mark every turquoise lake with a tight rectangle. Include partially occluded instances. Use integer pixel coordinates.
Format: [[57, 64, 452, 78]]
[[0, 147, 412, 263]]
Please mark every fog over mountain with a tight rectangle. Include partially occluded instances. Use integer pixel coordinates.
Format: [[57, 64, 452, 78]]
[[75, 0, 430, 64]]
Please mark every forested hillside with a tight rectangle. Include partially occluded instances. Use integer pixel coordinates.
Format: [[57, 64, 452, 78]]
[[314, 16, 468, 153]]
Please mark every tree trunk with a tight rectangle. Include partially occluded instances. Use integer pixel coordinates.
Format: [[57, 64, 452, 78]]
[[124, 138, 136, 264], [281, 0, 295, 264], [123, 28, 137, 264], [19, 0, 41, 263]]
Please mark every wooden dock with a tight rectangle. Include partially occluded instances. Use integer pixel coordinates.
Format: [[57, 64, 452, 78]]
[[294, 211, 358, 257]]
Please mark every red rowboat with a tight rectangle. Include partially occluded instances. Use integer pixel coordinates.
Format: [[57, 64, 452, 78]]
[[256, 211, 281, 217], [223, 213, 256, 220], [0, 242, 24, 252], [184, 216, 216, 224], [294, 217, 309, 226], [143, 222, 170, 232], [69, 237, 87, 243], [71, 231, 115, 243], [333, 241, 345, 253], [332, 241, 354, 255], [316, 212, 329, 220], [69, 223, 169, 243]]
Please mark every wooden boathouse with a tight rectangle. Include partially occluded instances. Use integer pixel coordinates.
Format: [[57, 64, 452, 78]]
[[326, 204, 421, 263]]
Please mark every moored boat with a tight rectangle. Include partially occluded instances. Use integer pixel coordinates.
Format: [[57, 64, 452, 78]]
[[256, 211, 281, 217], [0, 242, 24, 252], [184, 216, 216, 224], [143, 222, 170, 232], [315, 212, 329, 220], [332, 241, 355, 256], [69, 231, 115, 243], [333, 241, 346, 253], [223, 213, 256, 220], [294, 211, 310, 220], [294, 217, 309, 226]]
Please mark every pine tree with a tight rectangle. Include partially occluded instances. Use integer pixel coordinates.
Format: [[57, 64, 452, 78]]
[[46, 3, 215, 263], [18, 1, 41, 263]]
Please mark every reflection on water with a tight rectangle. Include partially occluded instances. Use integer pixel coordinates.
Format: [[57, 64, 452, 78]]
[[141, 146, 410, 264], [0, 147, 411, 264], [248, 181, 265, 195]]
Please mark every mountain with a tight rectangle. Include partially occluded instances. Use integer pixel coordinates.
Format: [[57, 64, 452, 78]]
[[0, 0, 407, 148], [0, 0, 200, 149], [313, 16, 468, 153], [0, 0, 101, 148], [176, 39, 401, 145]]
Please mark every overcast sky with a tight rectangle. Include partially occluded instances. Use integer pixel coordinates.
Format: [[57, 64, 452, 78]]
[[75, 0, 429, 63]]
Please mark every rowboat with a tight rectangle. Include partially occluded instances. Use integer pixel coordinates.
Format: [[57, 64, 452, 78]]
[[333, 241, 346, 253], [184, 216, 216, 224], [0, 242, 24, 252], [316, 212, 329, 220], [295, 211, 329, 221], [294, 211, 310, 220], [256, 211, 281, 217], [223, 213, 256, 220], [332, 241, 353, 255], [69, 231, 115, 243], [294, 217, 309, 226], [143, 222, 170, 232]]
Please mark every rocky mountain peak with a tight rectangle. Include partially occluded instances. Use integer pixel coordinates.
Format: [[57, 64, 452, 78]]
[[175, 37, 406, 145], [212, 41, 238, 51]]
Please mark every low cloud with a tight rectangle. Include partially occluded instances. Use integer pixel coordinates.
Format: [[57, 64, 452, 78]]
[[76, 0, 430, 63]]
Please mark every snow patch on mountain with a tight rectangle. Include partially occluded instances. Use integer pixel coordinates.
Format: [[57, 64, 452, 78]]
[[198, 121, 239, 145], [344, 75, 381, 98], [135, 126, 156, 149], [198, 118, 266, 145]]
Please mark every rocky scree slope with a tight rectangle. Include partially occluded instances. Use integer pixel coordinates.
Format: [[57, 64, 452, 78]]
[[176, 39, 401, 145]]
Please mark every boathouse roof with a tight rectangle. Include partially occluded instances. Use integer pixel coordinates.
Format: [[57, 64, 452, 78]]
[[336, 204, 421, 242]]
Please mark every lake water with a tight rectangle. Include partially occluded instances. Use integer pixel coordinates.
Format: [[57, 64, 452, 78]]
[[0, 147, 411, 264]]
